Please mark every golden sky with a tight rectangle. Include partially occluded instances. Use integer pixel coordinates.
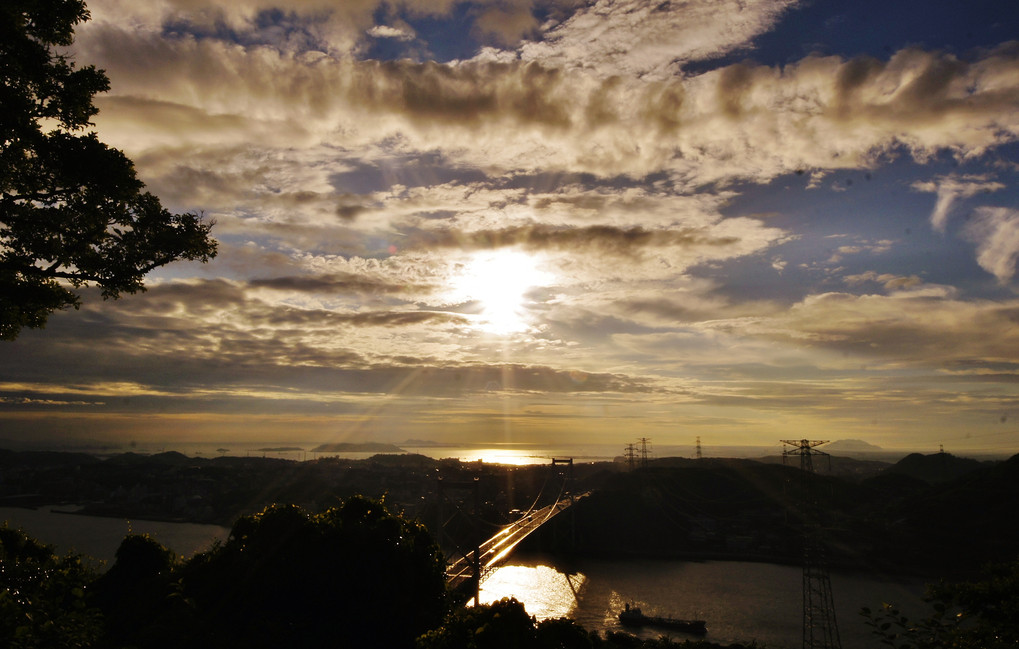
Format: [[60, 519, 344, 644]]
[[3, 0, 1019, 453]]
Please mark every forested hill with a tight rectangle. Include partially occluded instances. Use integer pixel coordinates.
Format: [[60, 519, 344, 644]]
[[547, 454, 1018, 575], [2, 448, 1016, 575]]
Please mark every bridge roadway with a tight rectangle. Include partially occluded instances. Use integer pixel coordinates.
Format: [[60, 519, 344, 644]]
[[446, 491, 588, 587]]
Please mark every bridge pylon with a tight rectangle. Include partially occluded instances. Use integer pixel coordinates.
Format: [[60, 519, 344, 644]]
[[436, 474, 481, 606], [549, 458, 577, 549], [551, 457, 573, 501]]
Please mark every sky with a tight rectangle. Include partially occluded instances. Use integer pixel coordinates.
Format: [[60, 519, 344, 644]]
[[3, 0, 1019, 454]]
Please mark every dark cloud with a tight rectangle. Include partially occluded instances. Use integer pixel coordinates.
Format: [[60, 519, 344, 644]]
[[411, 224, 739, 255], [248, 273, 433, 294]]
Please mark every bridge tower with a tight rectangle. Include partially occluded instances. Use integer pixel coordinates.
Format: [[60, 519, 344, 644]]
[[781, 439, 841, 649], [550, 458, 576, 549], [551, 457, 573, 499], [436, 474, 481, 606]]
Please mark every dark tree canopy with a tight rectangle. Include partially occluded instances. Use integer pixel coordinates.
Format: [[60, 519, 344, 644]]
[[0, 0, 217, 340], [179, 499, 449, 649], [0, 525, 104, 647]]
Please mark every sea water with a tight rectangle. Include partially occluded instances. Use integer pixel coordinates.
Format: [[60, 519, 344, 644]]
[[478, 554, 928, 649], [2, 506, 930, 648], [0, 505, 228, 568]]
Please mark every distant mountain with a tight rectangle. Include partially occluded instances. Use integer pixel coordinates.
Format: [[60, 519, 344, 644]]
[[825, 439, 884, 453]]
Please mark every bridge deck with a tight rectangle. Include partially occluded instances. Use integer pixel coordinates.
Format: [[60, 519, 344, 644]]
[[446, 492, 588, 587]]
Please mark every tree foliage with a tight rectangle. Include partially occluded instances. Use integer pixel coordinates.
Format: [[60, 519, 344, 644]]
[[90, 533, 187, 648], [0, 525, 103, 648], [0, 0, 217, 339], [179, 498, 449, 649], [417, 597, 596, 649], [862, 558, 1019, 649]]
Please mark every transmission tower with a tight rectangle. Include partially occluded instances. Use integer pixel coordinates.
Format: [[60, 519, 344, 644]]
[[695, 436, 702, 460], [781, 439, 841, 649], [637, 437, 652, 468], [624, 443, 637, 471]]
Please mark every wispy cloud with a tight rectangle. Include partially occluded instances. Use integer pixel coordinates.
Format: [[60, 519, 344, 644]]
[[912, 173, 1006, 231], [964, 207, 1019, 283]]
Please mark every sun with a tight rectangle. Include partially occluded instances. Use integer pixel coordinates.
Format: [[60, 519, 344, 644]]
[[451, 250, 552, 334]]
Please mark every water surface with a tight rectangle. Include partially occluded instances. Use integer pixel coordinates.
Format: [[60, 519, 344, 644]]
[[479, 555, 927, 649], [0, 505, 229, 568]]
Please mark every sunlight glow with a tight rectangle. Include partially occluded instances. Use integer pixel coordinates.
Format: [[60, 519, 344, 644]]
[[451, 250, 553, 334], [474, 564, 586, 621], [454, 448, 549, 465]]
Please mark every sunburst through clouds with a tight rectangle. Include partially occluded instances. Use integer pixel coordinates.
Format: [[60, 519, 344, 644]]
[[2, 0, 1018, 452], [449, 250, 554, 335]]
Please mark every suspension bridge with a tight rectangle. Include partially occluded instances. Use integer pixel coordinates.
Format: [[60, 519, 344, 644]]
[[438, 458, 588, 601]]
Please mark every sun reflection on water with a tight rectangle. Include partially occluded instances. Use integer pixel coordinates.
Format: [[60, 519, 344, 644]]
[[454, 448, 549, 465], [475, 564, 587, 621]]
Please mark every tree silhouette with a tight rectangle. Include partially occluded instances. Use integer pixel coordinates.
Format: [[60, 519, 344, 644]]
[[0, 0, 217, 339], [862, 558, 1019, 649], [91, 534, 191, 648], [417, 597, 596, 649], [0, 525, 103, 647], [180, 498, 448, 649]]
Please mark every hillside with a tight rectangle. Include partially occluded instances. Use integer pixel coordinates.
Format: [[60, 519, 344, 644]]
[[882, 451, 987, 484]]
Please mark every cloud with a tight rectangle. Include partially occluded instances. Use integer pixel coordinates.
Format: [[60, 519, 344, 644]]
[[963, 207, 1019, 283], [86, 0, 385, 55], [474, 0, 540, 46], [516, 0, 801, 78], [413, 224, 740, 254], [75, 26, 1019, 195], [367, 24, 415, 41], [844, 271, 924, 291], [247, 273, 432, 295], [759, 291, 1019, 369], [11, 1, 1016, 448], [912, 173, 1006, 231]]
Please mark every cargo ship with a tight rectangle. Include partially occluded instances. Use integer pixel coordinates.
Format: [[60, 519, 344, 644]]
[[618, 603, 707, 635]]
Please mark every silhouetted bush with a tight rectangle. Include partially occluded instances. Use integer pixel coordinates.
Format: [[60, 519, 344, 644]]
[[418, 598, 596, 649], [180, 497, 448, 649], [0, 525, 103, 648], [862, 556, 1019, 649], [91, 534, 193, 648]]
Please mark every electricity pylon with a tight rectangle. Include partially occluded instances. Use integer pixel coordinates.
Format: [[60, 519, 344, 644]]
[[781, 439, 841, 649], [637, 437, 651, 468]]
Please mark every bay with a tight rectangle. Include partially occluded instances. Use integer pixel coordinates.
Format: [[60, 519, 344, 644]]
[[1, 505, 929, 648], [478, 554, 928, 649], [0, 505, 229, 568]]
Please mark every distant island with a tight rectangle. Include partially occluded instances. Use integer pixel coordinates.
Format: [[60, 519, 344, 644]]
[[311, 442, 405, 453], [255, 446, 305, 452]]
